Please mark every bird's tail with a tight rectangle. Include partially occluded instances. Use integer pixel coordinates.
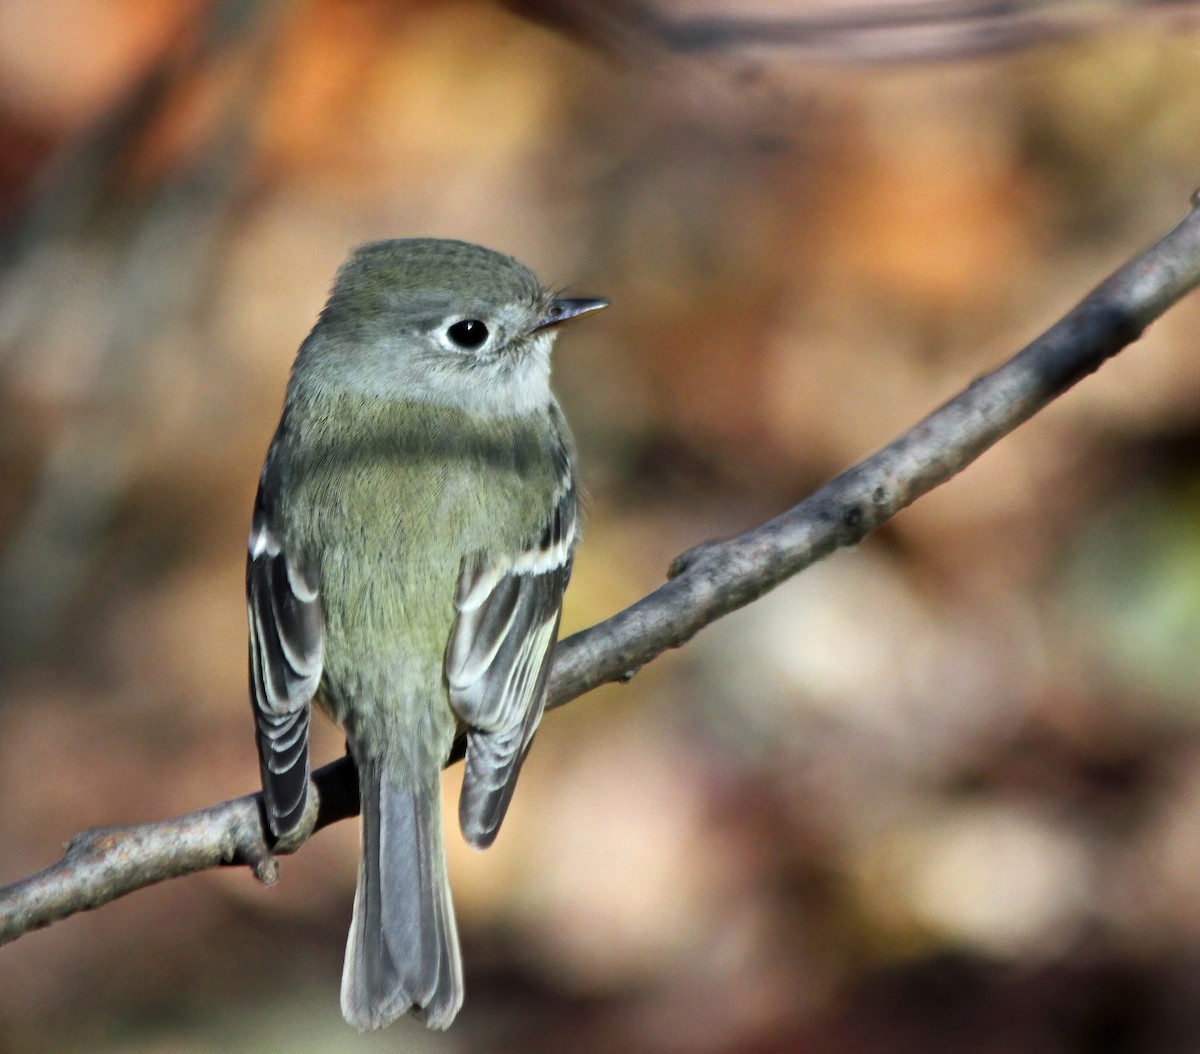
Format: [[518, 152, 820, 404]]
[[341, 756, 463, 1031]]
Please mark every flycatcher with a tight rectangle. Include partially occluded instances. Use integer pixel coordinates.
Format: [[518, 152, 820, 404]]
[[246, 238, 606, 1030]]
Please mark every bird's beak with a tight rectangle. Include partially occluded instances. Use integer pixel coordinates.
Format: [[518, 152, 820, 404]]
[[530, 297, 610, 334]]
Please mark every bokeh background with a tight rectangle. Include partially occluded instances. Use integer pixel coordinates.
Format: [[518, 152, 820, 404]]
[[3, 1, 1200, 1051]]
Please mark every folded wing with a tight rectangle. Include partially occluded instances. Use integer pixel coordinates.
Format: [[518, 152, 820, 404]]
[[445, 481, 576, 849], [247, 476, 324, 837]]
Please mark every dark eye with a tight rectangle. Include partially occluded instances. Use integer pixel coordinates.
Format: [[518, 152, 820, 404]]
[[446, 319, 489, 350]]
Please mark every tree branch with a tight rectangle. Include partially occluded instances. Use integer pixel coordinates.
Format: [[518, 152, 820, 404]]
[[504, 0, 1145, 65], [5, 196, 1200, 946]]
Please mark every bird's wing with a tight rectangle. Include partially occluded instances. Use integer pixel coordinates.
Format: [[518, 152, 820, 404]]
[[247, 473, 324, 837], [445, 479, 576, 849]]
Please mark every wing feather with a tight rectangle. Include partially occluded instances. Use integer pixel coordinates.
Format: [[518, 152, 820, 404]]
[[247, 476, 324, 836], [446, 478, 576, 850], [445, 569, 522, 689]]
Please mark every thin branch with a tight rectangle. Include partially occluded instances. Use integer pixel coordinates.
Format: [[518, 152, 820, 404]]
[[640, 0, 1072, 62], [504, 0, 1179, 65], [4, 197, 1200, 946]]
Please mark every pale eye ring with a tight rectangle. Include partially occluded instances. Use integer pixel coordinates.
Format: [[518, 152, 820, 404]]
[[446, 319, 489, 350]]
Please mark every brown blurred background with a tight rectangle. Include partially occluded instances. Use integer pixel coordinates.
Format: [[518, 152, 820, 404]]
[[3, 1, 1200, 1051]]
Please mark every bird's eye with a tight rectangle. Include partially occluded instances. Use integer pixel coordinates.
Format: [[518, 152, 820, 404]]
[[446, 319, 489, 350]]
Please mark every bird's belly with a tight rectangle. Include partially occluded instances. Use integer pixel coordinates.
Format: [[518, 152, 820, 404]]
[[316, 541, 461, 771]]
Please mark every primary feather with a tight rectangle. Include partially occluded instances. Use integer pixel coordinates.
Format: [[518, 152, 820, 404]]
[[247, 474, 324, 836]]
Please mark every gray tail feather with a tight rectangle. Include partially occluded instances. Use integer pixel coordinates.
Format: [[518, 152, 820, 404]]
[[341, 758, 463, 1031]]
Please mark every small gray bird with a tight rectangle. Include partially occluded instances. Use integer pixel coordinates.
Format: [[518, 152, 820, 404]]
[[246, 239, 606, 1030]]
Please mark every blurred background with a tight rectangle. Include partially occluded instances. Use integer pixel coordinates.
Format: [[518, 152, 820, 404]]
[[3, 0, 1200, 1051]]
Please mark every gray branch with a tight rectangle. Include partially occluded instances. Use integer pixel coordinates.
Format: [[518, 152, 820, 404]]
[[5, 195, 1200, 946], [506, 0, 1169, 65]]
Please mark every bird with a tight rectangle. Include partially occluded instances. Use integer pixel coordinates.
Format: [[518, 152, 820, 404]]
[[245, 238, 607, 1029]]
